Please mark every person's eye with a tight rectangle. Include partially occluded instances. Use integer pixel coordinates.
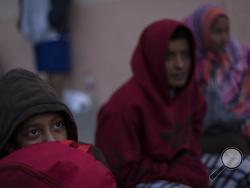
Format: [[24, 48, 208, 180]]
[[182, 51, 191, 59], [166, 52, 174, 61], [53, 121, 66, 130], [24, 128, 40, 138], [214, 29, 223, 34]]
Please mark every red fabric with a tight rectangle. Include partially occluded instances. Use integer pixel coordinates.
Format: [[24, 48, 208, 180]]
[[0, 141, 117, 188], [60, 140, 92, 153], [96, 19, 208, 188]]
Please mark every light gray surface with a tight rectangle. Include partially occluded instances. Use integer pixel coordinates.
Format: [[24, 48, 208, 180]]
[[73, 103, 98, 144]]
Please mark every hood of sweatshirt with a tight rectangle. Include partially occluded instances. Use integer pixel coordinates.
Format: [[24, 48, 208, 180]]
[[0, 69, 78, 157]]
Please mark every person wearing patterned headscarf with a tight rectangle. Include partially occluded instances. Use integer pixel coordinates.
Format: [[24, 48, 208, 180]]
[[185, 3, 250, 187]]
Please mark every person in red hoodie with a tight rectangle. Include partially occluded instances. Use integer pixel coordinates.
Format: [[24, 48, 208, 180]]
[[0, 68, 116, 188], [95, 19, 208, 188]]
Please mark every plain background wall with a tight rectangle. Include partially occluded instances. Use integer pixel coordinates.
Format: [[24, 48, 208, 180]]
[[0, 0, 250, 143]]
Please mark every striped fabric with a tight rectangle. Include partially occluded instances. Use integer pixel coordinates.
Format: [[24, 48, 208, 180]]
[[202, 154, 250, 188], [136, 180, 191, 188], [135, 154, 250, 188]]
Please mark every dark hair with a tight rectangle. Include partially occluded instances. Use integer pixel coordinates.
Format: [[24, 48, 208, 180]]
[[169, 26, 194, 84], [171, 26, 192, 41]]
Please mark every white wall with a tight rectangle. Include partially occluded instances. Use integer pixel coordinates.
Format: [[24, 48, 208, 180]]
[[1, 0, 250, 143]]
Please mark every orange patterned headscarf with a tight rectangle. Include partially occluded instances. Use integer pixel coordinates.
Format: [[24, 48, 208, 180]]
[[201, 7, 227, 50], [199, 7, 229, 84], [185, 4, 250, 117]]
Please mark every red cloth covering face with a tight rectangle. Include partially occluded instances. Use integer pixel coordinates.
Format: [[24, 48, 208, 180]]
[[0, 141, 117, 188], [96, 19, 208, 188]]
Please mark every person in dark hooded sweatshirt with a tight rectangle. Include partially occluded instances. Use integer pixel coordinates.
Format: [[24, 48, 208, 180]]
[[0, 68, 117, 188], [95, 19, 208, 188]]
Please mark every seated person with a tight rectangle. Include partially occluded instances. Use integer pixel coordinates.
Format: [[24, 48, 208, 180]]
[[185, 3, 250, 154], [185, 3, 250, 187], [0, 68, 116, 187], [96, 19, 208, 188]]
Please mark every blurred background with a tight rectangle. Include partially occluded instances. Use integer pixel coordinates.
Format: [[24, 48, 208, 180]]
[[0, 0, 249, 144]]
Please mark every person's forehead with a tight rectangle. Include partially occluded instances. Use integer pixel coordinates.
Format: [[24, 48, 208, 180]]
[[167, 38, 190, 50], [22, 112, 62, 126], [212, 16, 229, 27]]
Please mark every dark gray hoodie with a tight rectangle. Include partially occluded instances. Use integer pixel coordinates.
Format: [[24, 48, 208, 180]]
[[0, 69, 78, 157]]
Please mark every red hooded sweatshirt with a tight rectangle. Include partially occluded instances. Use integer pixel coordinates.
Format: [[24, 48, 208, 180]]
[[0, 141, 117, 188], [96, 19, 208, 188]]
